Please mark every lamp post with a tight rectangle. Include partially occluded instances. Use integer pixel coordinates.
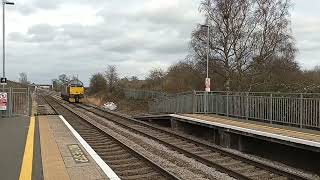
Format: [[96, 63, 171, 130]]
[[202, 0, 211, 114], [201, 24, 210, 92], [2, 0, 14, 81], [202, 0, 211, 92]]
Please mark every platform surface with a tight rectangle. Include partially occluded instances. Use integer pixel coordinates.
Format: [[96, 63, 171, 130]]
[[39, 115, 110, 180], [0, 116, 42, 180], [176, 114, 320, 148]]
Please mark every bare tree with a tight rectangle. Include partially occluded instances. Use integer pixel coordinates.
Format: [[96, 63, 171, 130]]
[[58, 74, 69, 85], [145, 68, 166, 90], [191, 0, 296, 91], [19, 72, 30, 85], [164, 60, 203, 93], [89, 73, 107, 94], [105, 65, 119, 93]]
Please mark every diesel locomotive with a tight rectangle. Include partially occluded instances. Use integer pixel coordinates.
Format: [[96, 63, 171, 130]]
[[61, 79, 85, 103]]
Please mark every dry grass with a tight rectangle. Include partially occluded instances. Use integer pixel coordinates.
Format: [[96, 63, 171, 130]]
[[82, 96, 105, 106], [83, 94, 149, 116]]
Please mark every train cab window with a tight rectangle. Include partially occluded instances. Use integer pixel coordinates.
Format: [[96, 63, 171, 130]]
[[68, 80, 84, 87]]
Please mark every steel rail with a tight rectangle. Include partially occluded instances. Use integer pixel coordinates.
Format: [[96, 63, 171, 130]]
[[43, 95, 180, 180], [77, 103, 311, 180]]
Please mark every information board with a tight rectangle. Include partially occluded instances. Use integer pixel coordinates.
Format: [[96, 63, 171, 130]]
[[205, 78, 211, 92], [0, 93, 7, 110]]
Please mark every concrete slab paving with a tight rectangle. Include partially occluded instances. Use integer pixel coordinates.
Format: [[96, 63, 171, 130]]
[[39, 115, 110, 180]]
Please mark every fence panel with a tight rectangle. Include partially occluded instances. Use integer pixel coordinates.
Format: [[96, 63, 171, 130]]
[[0, 87, 31, 117], [149, 91, 320, 129], [124, 89, 168, 100]]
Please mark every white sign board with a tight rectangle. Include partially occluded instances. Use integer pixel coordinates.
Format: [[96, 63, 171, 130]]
[[0, 93, 7, 110], [205, 78, 211, 92]]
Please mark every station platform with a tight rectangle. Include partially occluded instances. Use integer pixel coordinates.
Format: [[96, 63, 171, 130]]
[[0, 114, 120, 180], [135, 113, 320, 152], [0, 116, 42, 180]]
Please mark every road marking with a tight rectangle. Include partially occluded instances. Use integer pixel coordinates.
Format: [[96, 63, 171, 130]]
[[59, 115, 120, 180], [19, 117, 35, 180]]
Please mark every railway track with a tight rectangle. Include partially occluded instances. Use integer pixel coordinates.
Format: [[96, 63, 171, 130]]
[[35, 94, 57, 115], [43, 95, 179, 180], [73, 103, 311, 180]]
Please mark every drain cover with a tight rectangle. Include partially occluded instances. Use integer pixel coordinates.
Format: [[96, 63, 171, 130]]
[[68, 144, 89, 163]]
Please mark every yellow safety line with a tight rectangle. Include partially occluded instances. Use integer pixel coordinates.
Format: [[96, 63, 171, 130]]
[[19, 117, 35, 180]]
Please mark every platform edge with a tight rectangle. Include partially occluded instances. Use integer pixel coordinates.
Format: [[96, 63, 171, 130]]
[[58, 115, 121, 180]]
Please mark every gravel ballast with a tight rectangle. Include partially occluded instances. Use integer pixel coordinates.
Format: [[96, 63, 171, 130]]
[[75, 108, 235, 180]]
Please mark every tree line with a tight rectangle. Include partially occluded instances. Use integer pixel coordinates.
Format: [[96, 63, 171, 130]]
[[125, 0, 320, 93], [55, 0, 320, 95]]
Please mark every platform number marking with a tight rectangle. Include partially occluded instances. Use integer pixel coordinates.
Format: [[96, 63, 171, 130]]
[[68, 144, 89, 163]]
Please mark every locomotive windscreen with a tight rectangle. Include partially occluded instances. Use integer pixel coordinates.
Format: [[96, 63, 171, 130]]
[[68, 80, 83, 87]]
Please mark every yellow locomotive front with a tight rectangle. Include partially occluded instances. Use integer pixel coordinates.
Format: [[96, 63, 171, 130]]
[[61, 79, 85, 103]]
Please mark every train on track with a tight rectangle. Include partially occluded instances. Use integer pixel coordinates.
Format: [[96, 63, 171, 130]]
[[61, 79, 85, 103]]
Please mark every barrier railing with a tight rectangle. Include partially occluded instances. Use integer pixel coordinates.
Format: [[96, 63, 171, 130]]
[[124, 89, 168, 100], [149, 91, 320, 129], [0, 87, 32, 117]]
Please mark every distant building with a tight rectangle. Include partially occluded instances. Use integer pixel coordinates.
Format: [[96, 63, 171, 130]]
[[31, 83, 52, 90]]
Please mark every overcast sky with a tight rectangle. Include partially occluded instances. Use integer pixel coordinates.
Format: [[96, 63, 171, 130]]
[[3, 0, 320, 85]]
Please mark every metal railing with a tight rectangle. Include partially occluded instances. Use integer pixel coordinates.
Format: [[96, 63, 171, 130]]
[[0, 87, 32, 117], [149, 91, 320, 129], [124, 89, 169, 100]]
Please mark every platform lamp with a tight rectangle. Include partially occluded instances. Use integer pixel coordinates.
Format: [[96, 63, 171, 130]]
[[201, 24, 210, 92], [202, 0, 211, 114], [2, 0, 14, 84]]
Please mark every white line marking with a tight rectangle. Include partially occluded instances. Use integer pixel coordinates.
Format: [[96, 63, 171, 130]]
[[59, 115, 121, 180], [170, 114, 320, 148]]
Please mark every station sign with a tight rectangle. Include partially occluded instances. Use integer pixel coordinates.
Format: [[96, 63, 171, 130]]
[[0, 77, 7, 85], [205, 78, 210, 92], [0, 92, 7, 110]]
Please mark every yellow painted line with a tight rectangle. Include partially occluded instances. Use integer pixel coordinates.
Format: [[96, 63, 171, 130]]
[[19, 117, 35, 180]]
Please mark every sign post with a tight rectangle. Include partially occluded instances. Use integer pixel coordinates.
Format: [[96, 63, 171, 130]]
[[0, 92, 7, 110]]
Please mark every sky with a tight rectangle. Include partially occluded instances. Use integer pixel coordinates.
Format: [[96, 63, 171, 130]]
[[2, 0, 320, 85]]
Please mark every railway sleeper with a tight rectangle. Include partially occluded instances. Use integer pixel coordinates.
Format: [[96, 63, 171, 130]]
[[123, 172, 164, 180], [244, 170, 272, 179], [119, 167, 156, 176], [98, 153, 133, 160], [111, 162, 145, 169], [192, 149, 213, 155], [104, 157, 138, 165], [220, 159, 242, 166]]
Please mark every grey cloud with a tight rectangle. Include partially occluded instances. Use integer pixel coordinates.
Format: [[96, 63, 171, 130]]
[[15, 4, 36, 15], [26, 24, 59, 42], [6, 0, 203, 85]]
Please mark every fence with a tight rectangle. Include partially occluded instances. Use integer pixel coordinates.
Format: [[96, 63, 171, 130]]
[[149, 91, 320, 129], [124, 89, 168, 100], [0, 87, 32, 117]]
